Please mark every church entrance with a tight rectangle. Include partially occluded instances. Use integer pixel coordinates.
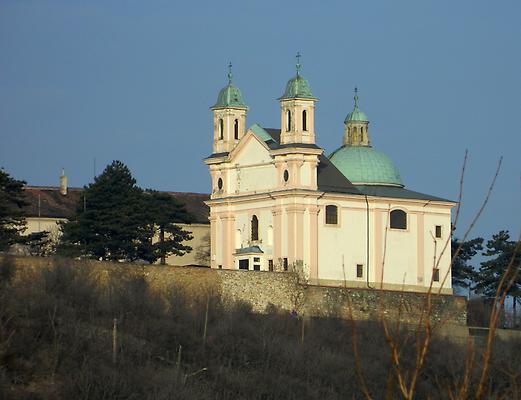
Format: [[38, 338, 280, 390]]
[[239, 259, 249, 270]]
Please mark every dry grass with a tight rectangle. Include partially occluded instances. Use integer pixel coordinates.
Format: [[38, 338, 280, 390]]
[[0, 257, 519, 399]]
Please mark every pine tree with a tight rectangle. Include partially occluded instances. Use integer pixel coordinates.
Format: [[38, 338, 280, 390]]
[[474, 231, 521, 327], [451, 237, 483, 288], [474, 231, 520, 298], [59, 161, 147, 261], [0, 169, 28, 251], [139, 191, 194, 265]]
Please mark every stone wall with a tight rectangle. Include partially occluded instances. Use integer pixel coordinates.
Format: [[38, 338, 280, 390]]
[[1, 255, 467, 325]]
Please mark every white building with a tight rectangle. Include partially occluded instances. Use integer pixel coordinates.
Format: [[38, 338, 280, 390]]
[[205, 61, 455, 293]]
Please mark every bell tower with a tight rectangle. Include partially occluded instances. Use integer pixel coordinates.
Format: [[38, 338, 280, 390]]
[[210, 63, 248, 154], [343, 87, 370, 146], [279, 53, 318, 145]]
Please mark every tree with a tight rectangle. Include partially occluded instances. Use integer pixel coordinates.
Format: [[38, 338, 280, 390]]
[[138, 191, 193, 265], [59, 161, 147, 261], [0, 169, 28, 251], [474, 231, 521, 326], [474, 231, 520, 297], [451, 236, 483, 288], [58, 161, 194, 264], [25, 231, 50, 256]]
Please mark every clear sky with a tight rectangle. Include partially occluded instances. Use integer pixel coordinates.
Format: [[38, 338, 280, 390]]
[[1, 0, 520, 240]]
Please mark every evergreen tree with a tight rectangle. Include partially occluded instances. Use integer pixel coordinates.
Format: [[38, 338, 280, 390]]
[[474, 231, 521, 298], [451, 237, 483, 288], [59, 161, 147, 261], [0, 169, 28, 251], [139, 191, 193, 264]]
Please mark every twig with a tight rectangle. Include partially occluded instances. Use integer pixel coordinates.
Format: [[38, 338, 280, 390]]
[[112, 318, 118, 364], [475, 234, 521, 399], [438, 157, 503, 294]]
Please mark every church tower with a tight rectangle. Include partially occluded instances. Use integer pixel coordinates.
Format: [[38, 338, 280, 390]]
[[210, 63, 248, 154], [343, 88, 370, 146], [278, 53, 317, 145]]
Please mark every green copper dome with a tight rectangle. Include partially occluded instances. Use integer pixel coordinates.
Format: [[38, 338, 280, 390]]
[[280, 74, 316, 100], [344, 88, 368, 122], [279, 53, 317, 100], [211, 63, 248, 110], [212, 84, 247, 109], [329, 146, 403, 187], [344, 108, 368, 123]]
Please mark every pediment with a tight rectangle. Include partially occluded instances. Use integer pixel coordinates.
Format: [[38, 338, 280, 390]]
[[228, 130, 272, 166]]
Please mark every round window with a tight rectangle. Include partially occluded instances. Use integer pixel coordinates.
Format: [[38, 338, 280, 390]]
[[283, 170, 289, 182], [217, 178, 223, 190]]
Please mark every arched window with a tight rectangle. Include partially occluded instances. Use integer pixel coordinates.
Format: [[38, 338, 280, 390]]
[[251, 215, 259, 241], [218, 118, 224, 140], [217, 177, 223, 191], [234, 119, 239, 140], [325, 205, 338, 225], [302, 110, 308, 131], [286, 110, 292, 132], [390, 209, 407, 230]]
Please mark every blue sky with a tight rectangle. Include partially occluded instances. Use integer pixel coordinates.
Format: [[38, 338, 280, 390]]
[[1, 0, 520, 240]]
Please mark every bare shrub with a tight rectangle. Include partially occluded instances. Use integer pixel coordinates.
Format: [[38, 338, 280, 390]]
[[0, 255, 15, 284]]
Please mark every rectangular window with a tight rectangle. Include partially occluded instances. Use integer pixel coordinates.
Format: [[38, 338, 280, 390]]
[[433, 268, 440, 282], [253, 257, 260, 262], [239, 259, 249, 270], [268, 259, 273, 271], [283, 258, 288, 271], [435, 225, 442, 238], [253, 264, 260, 271], [325, 205, 338, 225], [356, 264, 363, 278]]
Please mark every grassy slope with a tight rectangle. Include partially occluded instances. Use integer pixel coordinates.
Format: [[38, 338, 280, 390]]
[[0, 257, 520, 400]]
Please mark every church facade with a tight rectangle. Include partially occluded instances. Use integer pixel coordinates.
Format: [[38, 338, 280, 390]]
[[205, 61, 455, 294]]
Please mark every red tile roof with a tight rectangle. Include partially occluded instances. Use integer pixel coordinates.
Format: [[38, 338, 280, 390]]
[[23, 186, 210, 224]]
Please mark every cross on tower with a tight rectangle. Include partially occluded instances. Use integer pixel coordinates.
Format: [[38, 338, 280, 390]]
[[227, 62, 233, 84], [354, 87, 359, 108], [296, 52, 301, 76]]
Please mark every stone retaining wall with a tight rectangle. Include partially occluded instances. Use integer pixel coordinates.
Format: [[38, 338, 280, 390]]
[[1, 255, 467, 325]]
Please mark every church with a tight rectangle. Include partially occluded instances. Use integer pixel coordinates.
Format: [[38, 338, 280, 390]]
[[204, 58, 455, 294]]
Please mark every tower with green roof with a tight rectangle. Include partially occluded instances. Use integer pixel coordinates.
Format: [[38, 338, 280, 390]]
[[329, 89, 403, 187], [210, 63, 248, 154], [278, 52, 318, 145]]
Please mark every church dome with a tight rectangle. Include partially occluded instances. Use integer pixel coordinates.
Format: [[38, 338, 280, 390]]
[[329, 146, 403, 187], [212, 83, 247, 109], [280, 74, 316, 100], [344, 108, 368, 123], [211, 63, 248, 109]]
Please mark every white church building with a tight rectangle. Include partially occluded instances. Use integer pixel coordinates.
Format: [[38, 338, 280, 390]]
[[205, 59, 455, 294]]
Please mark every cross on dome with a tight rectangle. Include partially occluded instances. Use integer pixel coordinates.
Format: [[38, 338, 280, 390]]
[[296, 52, 301, 76], [227, 62, 233, 84]]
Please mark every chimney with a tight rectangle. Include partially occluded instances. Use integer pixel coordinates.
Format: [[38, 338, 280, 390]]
[[60, 168, 68, 195]]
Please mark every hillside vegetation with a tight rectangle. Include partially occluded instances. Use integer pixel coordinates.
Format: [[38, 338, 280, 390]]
[[0, 257, 520, 400]]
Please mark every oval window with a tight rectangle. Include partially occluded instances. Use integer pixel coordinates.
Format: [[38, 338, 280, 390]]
[[217, 178, 223, 190], [283, 170, 289, 182]]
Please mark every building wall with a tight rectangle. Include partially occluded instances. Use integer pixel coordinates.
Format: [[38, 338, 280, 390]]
[[315, 196, 453, 293], [209, 191, 453, 293], [25, 217, 66, 238], [24, 217, 210, 267], [164, 223, 210, 266]]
